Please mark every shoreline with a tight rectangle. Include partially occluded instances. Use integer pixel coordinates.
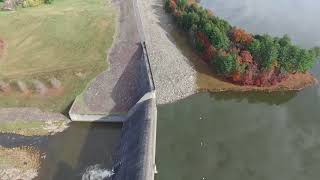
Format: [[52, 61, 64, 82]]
[[196, 71, 319, 93], [138, 0, 319, 105]]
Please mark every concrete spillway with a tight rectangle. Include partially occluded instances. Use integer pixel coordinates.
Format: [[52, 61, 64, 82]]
[[69, 0, 158, 178]]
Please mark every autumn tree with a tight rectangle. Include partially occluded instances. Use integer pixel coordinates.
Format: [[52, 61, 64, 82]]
[[230, 27, 253, 46], [164, 0, 176, 13]]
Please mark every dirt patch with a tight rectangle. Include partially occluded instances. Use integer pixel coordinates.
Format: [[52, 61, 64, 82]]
[[0, 81, 11, 93], [49, 78, 61, 89], [0, 146, 41, 180], [0, 38, 7, 62], [0, 120, 69, 136], [32, 80, 48, 95], [16, 80, 30, 95], [0, 78, 64, 97], [197, 68, 318, 92]]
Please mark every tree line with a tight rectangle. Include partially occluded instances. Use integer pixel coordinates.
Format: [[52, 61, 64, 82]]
[[165, 0, 320, 86]]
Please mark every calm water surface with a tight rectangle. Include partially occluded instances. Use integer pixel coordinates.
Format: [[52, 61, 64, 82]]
[[156, 1, 320, 180]]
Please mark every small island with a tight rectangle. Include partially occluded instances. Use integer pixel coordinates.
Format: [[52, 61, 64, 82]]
[[164, 0, 320, 89]]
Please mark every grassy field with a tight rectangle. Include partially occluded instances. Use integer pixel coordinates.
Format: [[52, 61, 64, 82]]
[[0, 0, 116, 112]]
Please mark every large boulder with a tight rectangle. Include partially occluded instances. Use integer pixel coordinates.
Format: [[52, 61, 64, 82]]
[[2, 0, 24, 11]]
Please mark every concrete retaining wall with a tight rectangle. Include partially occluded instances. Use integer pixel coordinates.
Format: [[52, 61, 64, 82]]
[[112, 97, 157, 180]]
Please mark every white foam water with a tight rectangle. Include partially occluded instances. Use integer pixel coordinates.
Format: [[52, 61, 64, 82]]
[[82, 165, 114, 180]]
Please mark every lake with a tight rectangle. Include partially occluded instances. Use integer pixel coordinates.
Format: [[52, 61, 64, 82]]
[[156, 0, 320, 180]]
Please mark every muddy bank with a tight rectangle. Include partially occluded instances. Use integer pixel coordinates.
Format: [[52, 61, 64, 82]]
[[197, 72, 318, 93], [0, 147, 41, 180]]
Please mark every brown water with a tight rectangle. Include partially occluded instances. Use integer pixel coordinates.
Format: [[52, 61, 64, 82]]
[[156, 1, 320, 180]]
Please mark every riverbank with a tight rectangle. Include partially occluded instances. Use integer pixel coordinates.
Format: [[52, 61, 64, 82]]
[[0, 147, 41, 180], [198, 72, 318, 92], [138, 0, 319, 105]]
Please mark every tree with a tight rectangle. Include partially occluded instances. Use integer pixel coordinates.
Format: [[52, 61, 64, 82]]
[[211, 51, 237, 75], [177, 0, 187, 10], [230, 27, 253, 46], [312, 46, 320, 57], [296, 49, 316, 72], [203, 22, 230, 49], [202, 45, 216, 62], [278, 34, 291, 47], [248, 35, 279, 70], [179, 12, 200, 31], [164, 0, 176, 13]]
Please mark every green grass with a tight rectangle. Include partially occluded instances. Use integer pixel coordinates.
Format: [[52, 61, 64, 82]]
[[0, 120, 67, 136], [0, 0, 116, 112]]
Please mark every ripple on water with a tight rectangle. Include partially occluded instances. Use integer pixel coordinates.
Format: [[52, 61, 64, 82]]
[[82, 164, 114, 180]]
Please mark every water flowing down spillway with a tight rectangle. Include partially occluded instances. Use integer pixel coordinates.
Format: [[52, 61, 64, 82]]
[[156, 0, 320, 180]]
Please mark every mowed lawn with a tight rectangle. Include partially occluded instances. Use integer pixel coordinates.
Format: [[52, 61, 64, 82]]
[[0, 0, 116, 112]]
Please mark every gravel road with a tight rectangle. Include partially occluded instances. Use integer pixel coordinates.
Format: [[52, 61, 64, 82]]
[[137, 0, 198, 104]]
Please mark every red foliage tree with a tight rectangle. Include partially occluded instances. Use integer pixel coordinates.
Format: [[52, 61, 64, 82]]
[[230, 27, 253, 46], [170, 0, 177, 12], [202, 45, 216, 62], [240, 50, 253, 64], [232, 71, 242, 83], [196, 31, 211, 49]]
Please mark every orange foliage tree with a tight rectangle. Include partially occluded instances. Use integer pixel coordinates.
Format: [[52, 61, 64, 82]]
[[230, 27, 253, 46]]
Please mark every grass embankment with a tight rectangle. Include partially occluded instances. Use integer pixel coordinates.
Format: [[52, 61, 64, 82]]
[[0, 0, 116, 112], [0, 120, 68, 136]]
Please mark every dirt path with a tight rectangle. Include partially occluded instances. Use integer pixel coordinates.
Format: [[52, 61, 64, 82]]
[[138, 0, 198, 104]]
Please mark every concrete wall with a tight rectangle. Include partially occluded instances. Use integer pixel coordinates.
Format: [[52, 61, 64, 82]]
[[112, 97, 157, 180]]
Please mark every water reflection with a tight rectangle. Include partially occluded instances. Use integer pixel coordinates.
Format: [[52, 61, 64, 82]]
[[201, 0, 320, 48], [156, 92, 320, 180], [156, 0, 320, 179], [210, 91, 297, 105]]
